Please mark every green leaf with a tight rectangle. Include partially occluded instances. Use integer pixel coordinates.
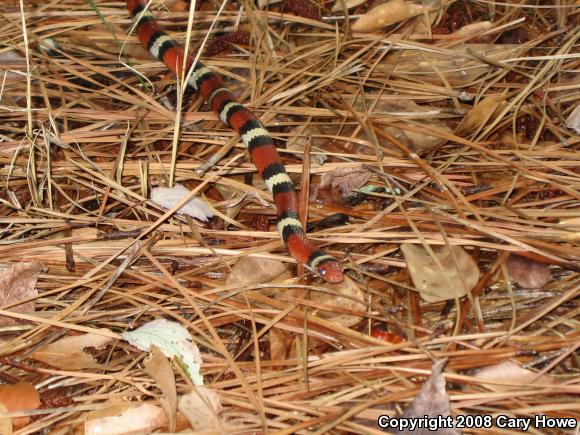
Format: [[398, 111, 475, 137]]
[[123, 319, 203, 385]]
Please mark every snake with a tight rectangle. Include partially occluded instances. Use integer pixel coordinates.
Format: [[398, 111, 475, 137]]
[[126, 0, 344, 283]]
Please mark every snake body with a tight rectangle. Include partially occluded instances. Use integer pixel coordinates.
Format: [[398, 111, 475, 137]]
[[126, 0, 344, 283]]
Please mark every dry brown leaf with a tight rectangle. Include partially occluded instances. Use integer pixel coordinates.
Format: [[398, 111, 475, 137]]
[[456, 94, 507, 134], [84, 403, 168, 435], [356, 99, 452, 155], [320, 167, 372, 198], [309, 275, 366, 326], [269, 327, 294, 361], [0, 383, 40, 429], [30, 332, 114, 370], [402, 244, 479, 302], [0, 262, 43, 326], [392, 360, 460, 435], [378, 44, 523, 86], [178, 387, 222, 432], [271, 276, 366, 358], [475, 360, 556, 389], [144, 345, 177, 432], [506, 255, 552, 289], [380, 123, 450, 156], [351, 0, 425, 33], [226, 256, 290, 286]]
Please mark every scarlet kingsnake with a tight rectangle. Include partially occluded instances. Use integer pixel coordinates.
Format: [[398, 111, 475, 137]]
[[126, 0, 344, 283]]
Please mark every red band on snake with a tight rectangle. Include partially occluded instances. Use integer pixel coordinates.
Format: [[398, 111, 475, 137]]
[[126, 0, 344, 283]]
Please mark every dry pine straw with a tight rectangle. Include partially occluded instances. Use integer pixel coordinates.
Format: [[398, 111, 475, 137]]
[[0, 0, 579, 433]]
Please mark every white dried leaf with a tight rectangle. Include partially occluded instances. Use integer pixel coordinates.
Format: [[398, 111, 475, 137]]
[[122, 319, 203, 385], [565, 104, 580, 134], [151, 184, 214, 222]]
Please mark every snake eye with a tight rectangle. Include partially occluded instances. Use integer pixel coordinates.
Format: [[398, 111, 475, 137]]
[[319, 268, 327, 276]]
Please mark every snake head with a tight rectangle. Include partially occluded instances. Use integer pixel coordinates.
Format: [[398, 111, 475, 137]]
[[316, 260, 344, 283]]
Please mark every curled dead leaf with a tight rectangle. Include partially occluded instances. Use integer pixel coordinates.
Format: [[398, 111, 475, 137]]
[[452, 21, 494, 38], [351, 0, 425, 33], [456, 94, 507, 134]]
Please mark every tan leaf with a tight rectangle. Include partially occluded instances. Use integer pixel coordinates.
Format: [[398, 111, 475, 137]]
[[402, 244, 479, 302], [475, 360, 556, 389], [0, 262, 43, 326], [178, 387, 222, 432], [144, 345, 177, 432], [227, 256, 290, 286], [0, 383, 40, 429], [84, 403, 168, 435], [351, 0, 425, 33], [506, 255, 552, 289], [30, 332, 114, 370], [456, 94, 507, 134]]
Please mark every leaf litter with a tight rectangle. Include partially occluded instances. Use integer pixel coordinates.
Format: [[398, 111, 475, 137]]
[[0, 0, 578, 433]]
